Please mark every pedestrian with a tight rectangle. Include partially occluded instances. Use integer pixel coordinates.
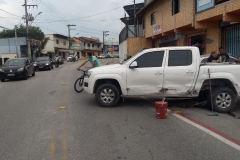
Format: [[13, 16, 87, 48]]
[[207, 51, 220, 63], [219, 47, 230, 62], [77, 51, 102, 71]]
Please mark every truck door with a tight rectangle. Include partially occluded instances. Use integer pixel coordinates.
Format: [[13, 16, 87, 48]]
[[126, 50, 165, 95], [163, 49, 198, 96]]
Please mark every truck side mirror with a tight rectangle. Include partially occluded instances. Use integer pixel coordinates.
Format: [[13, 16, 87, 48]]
[[129, 61, 138, 68]]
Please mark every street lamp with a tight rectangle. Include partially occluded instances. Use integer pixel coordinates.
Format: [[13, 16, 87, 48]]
[[29, 12, 42, 26], [73, 33, 79, 37]]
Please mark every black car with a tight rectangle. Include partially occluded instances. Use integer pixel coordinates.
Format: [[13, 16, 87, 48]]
[[34, 57, 54, 70], [0, 58, 35, 82]]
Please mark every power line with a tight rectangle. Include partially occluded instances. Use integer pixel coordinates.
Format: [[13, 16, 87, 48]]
[[43, 0, 69, 22], [0, 16, 15, 26], [40, 0, 68, 24], [0, 9, 22, 17]]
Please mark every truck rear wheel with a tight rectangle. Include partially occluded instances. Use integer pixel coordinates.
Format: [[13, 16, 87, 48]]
[[208, 87, 237, 113], [95, 83, 120, 107]]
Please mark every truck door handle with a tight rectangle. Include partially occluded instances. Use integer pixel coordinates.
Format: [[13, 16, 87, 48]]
[[186, 71, 194, 74]]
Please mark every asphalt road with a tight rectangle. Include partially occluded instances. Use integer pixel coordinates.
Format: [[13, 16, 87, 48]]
[[0, 59, 240, 160]]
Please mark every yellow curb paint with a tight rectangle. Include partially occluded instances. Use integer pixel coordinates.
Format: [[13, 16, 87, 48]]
[[59, 106, 66, 110], [173, 110, 182, 114], [61, 83, 66, 85]]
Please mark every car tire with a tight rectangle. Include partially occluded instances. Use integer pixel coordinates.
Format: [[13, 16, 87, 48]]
[[1, 79, 5, 82], [95, 83, 120, 107], [207, 87, 237, 113], [24, 70, 29, 80], [32, 70, 35, 76]]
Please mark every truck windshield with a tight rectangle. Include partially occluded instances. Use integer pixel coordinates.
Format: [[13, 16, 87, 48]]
[[122, 51, 142, 65]]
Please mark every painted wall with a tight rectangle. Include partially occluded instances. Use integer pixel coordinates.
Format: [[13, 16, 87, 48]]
[[0, 37, 26, 58], [119, 40, 127, 63], [144, 0, 194, 38]]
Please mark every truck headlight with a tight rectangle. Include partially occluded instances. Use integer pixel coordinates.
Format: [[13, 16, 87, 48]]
[[85, 71, 92, 78]]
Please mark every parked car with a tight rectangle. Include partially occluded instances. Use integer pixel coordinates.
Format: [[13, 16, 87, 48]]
[[0, 58, 35, 82], [67, 55, 76, 62], [34, 57, 54, 70], [97, 54, 106, 59], [83, 46, 240, 113], [200, 54, 238, 63], [105, 54, 111, 58], [109, 53, 114, 58], [113, 54, 119, 58]]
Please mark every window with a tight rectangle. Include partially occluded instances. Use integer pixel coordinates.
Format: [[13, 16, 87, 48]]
[[88, 43, 90, 47], [63, 41, 66, 45], [172, 0, 180, 15], [168, 50, 192, 66], [215, 0, 229, 5], [56, 39, 59, 44], [84, 43, 85, 46], [135, 51, 164, 68], [92, 44, 95, 47], [151, 12, 155, 25], [98, 44, 100, 48]]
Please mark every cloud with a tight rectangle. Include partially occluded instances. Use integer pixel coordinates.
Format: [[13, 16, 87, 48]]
[[0, 0, 144, 41]]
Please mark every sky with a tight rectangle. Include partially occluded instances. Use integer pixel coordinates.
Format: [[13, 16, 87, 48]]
[[0, 0, 144, 42]]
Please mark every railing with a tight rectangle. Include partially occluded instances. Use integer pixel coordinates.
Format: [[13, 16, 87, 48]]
[[119, 25, 143, 44]]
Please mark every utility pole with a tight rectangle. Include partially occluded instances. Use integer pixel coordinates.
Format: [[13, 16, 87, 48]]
[[15, 25, 18, 58], [67, 24, 76, 53], [103, 31, 109, 54], [134, 0, 136, 37], [22, 0, 37, 59]]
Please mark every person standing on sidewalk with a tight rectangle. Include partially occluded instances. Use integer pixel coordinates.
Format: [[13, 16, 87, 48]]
[[77, 51, 102, 71]]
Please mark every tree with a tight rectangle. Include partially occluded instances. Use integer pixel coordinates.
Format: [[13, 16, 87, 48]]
[[0, 24, 44, 41], [36, 37, 50, 56]]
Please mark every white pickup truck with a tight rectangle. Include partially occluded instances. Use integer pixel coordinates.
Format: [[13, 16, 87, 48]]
[[83, 46, 240, 113]]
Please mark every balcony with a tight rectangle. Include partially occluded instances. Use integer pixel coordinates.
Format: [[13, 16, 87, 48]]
[[119, 25, 143, 44]]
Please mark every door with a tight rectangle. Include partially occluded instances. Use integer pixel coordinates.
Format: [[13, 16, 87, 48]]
[[163, 49, 197, 96], [126, 51, 165, 95]]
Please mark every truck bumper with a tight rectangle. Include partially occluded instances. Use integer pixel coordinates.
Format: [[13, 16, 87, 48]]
[[83, 77, 94, 94]]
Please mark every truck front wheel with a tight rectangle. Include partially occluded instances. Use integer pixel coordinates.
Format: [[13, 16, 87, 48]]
[[208, 87, 237, 113], [95, 83, 120, 107]]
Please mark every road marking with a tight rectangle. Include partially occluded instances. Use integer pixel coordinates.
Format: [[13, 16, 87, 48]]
[[59, 106, 66, 110], [171, 109, 240, 151], [141, 97, 240, 151], [61, 83, 66, 86], [49, 142, 56, 156]]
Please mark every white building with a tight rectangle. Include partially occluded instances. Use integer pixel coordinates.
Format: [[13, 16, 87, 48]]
[[43, 34, 82, 59]]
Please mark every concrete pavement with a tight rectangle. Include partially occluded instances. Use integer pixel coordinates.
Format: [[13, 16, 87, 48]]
[[0, 61, 240, 160]]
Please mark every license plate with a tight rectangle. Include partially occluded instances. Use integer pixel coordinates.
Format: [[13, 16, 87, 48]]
[[7, 74, 15, 76], [39, 66, 43, 68]]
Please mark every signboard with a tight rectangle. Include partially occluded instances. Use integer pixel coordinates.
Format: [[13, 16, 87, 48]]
[[104, 45, 119, 53], [159, 33, 185, 44], [153, 25, 161, 35]]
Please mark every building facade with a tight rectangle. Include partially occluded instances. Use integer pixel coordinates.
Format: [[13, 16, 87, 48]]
[[43, 34, 80, 59], [77, 37, 102, 60], [0, 37, 41, 65], [120, 0, 240, 61]]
